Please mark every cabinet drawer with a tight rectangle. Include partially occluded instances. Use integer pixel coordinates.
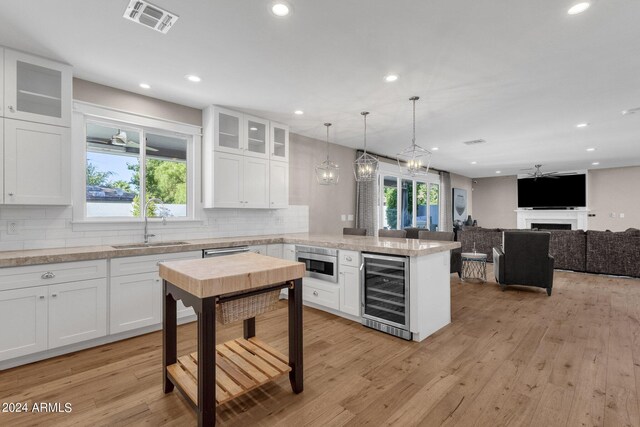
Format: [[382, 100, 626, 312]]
[[0, 260, 107, 292], [339, 250, 360, 268], [303, 279, 339, 310], [111, 251, 201, 276]]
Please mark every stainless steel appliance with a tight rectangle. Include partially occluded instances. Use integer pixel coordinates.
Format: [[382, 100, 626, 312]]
[[295, 245, 338, 283], [203, 246, 250, 258], [361, 253, 411, 340]]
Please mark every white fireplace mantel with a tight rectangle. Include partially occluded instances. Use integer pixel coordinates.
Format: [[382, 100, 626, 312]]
[[515, 209, 589, 230]]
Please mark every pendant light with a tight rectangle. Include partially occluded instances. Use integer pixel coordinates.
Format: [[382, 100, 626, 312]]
[[315, 123, 340, 185], [353, 112, 378, 181], [397, 96, 432, 176]]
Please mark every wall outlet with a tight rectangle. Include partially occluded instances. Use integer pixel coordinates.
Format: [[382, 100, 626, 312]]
[[620, 213, 625, 218], [348, 214, 354, 221], [7, 221, 19, 235], [341, 214, 347, 221]]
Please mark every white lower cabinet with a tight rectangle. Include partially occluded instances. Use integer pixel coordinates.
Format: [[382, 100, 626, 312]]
[[248, 244, 268, 255], [266, 244, 283, 258], [0, 259, 108, 362], [48, 279, 107, 349], [339, 266, 360, 317], [109, 251, 201, 333], [0, 286, 48, 361], [303, 279, 340, 310], [283, 244, 296, 261], [110, 272, 161, 334]]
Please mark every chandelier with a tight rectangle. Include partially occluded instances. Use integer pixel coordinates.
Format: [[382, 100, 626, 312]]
[[397, 96, 432, 176], [353, 112, 378, 182], [315, 123, 340, 185]]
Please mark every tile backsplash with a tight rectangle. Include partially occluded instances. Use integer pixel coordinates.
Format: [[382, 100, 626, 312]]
[[0, 205, 309, 251]]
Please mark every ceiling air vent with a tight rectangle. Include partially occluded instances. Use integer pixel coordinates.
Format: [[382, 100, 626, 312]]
[[462, 139, 487, 146], [123, 0, 179, 34]]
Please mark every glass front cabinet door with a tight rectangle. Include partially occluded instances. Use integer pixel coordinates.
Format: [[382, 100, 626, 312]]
[[3, 49, 72, 127], [214, 108, 244, 154], [270, 122, 289, 162], [244, 115, 270, 159]]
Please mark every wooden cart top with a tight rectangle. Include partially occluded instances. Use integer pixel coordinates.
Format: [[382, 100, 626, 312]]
[[158, 252, 305, 298]]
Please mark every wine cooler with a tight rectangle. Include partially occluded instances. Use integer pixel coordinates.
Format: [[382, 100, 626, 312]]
[[361, 253, 411, 340]]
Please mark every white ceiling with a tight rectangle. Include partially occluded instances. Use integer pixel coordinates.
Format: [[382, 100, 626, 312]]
[[1, 0, 639, 178]]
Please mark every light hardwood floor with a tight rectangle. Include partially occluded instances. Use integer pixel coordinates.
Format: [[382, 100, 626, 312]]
[[1, 268, 640, 426]]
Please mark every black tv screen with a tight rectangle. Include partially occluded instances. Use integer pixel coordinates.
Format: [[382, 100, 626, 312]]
[[517, 174, 586, 208]]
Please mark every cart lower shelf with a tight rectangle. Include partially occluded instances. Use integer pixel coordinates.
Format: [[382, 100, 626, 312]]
[[166, 337, 291, 406]]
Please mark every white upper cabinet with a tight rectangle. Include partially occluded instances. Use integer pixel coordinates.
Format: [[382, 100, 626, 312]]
[[245, 115, 270, 159], [3, 119, 71, 205], [0, 47, 4, 117], [204, 105, 289, 209], [269, 160, 289, 208], [213, 107, 243, 154], [270, 122, 289, 162], [4, 49, 72, 128]]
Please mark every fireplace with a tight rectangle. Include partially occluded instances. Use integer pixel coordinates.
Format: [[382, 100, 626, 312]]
[[531, 223, 572, 231], [516, 209, 588, 230]]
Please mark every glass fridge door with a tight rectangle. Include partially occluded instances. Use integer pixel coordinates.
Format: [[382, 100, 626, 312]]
[[363, 255, 408, 328]]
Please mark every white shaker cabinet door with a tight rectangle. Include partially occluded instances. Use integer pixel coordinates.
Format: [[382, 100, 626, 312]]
[[3, 119, 70, 205], [48, 279, 107, 349], [243, 156, 270, 208], [213, 152, 244, 208], [110, 273, 162, 334], [339, 266, 361, 317], [269, 160, 289, 208], [0, 287, 48, 361]]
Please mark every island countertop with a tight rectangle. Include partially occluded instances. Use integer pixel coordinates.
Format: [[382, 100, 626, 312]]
[[159, 252, 305, 298], [0, 233, 461, 267]]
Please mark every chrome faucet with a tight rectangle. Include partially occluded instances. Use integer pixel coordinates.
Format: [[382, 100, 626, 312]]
[[143, 198, 166, 244]]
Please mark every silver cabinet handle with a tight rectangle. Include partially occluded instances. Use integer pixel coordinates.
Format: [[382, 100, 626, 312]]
[[346, 256, 353, 262], [8, 105, 15, 113], [41, 272, 55, 279], [39, 295, 45, 300], [8, 193, 14, 196], [313, 291, 318, 296], [360, 262, 364, 271], [51, 293, 58, 298]]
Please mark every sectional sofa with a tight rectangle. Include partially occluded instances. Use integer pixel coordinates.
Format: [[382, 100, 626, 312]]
[[457, 226, 640, 278]]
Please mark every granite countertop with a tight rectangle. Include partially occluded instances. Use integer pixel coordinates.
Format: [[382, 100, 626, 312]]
[[0, 233, 461, 268]]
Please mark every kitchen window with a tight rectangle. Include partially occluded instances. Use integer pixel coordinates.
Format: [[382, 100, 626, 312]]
[[74, 103, 201, 222], [379, 164, 441, 231]]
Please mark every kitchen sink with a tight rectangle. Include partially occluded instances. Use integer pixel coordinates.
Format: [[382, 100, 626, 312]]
[[112, 241, 190, 249]]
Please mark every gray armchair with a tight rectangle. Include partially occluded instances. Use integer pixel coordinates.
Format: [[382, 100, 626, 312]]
[[418, 231, 461, 277], [493, 231, 555, 296]]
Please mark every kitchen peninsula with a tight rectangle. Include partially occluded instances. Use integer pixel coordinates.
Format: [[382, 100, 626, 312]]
[[0, 233, 460, 369]]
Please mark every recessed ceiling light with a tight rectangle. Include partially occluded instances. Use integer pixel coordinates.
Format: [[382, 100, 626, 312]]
[[139, 83, 151, 89], [384, 74, 398, 82], [185, 74, 201, 83], [622, 107, 640, 115], [586, 147, 596, 152], [496, 171, 502, 174], [294, 110, 304, 115], [592, 162, 600, 165], [432, 147, 439, 151], [568, 2, 590, 15], [471, 161, 477, 165], [271, 2, 290, 17], [576, 122, 589, 128]]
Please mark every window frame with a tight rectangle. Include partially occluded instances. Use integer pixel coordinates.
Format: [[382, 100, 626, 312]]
[[378, 162, 442, 231], [72, 102, 202, 224]]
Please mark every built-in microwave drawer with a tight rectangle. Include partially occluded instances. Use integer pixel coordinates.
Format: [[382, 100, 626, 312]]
[[339, 250, 360, 268], [303, 278, 339, 311], [0, 260, 107, 291]]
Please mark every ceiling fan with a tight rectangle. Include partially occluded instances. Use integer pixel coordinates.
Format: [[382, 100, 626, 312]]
[[86, 130, 157, 152], [520, 164, 576, 180]]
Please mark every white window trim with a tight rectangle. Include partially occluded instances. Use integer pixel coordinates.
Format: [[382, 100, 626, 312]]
[[377, 162, 442, 230], [72, 101, 203, 225]]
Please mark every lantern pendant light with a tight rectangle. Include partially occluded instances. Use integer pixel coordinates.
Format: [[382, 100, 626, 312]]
[[353, 111, 379, 182], [397, 96, 432, 176], [315, 123, 340, 185]]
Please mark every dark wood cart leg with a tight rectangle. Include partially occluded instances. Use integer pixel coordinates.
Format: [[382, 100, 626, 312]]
[[288, 278, 303, 393], [198, 297, 217, 426], [163, 280, 176, 394], [243, 317, 256, 339]]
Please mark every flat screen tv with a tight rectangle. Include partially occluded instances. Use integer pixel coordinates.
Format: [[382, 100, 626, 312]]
[[517, 174, 586, 208]]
